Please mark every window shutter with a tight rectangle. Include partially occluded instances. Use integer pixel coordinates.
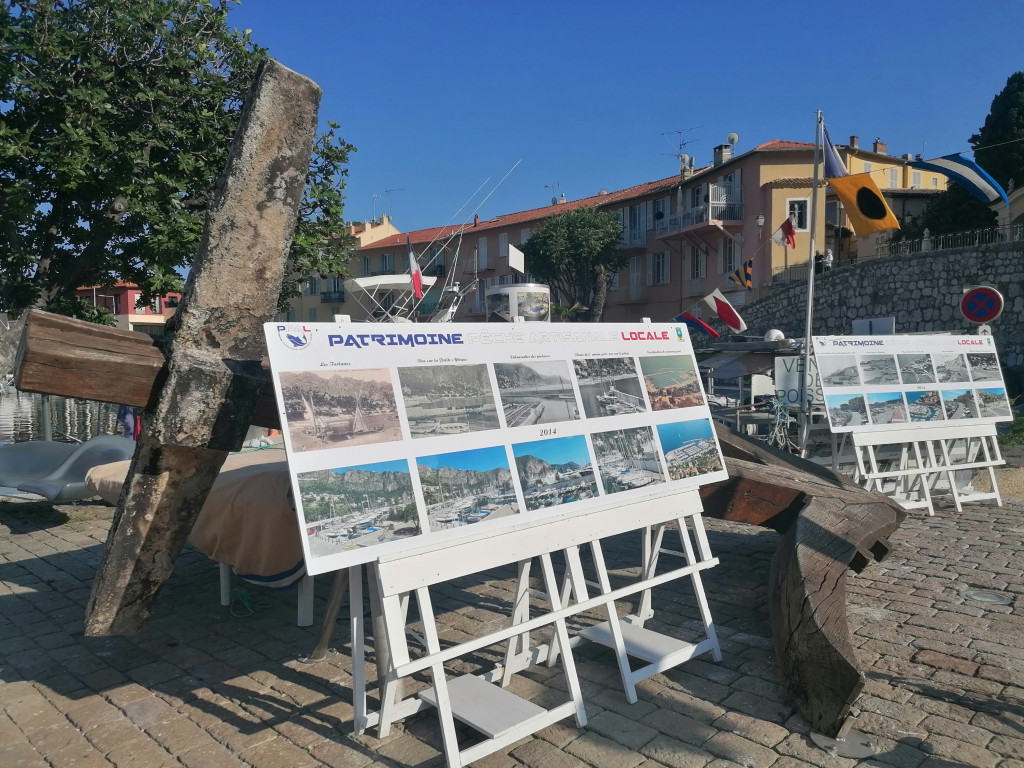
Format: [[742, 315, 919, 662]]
[[717, 241, 724, 274], [646, 254, 653, 286], [664, 252, 671, 284]]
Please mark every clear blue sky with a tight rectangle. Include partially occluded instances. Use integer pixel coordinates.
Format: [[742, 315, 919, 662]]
[[230, 0, 1024, 233]]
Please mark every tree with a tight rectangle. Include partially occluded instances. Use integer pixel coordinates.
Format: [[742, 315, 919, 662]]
[[0, 0, 356, 320], [520, 206, 627, 322]]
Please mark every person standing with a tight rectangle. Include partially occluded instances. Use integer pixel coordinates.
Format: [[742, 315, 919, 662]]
[[824, 249, 834, 271]]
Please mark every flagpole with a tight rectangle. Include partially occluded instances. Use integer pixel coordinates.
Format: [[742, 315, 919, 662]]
[[798, 111, 824, 457]]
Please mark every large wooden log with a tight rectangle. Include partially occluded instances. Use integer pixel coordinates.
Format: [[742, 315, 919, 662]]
[[84, 59, 321, 636]]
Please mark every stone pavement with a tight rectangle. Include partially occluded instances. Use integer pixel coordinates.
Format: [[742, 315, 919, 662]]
[[2, 492, 1024, 768]]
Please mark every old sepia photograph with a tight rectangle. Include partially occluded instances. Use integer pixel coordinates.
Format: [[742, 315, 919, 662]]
[[826, 393, 868, 428], [639, 355, 704, 410], [573, 357, 646, 418], [512, 435, 598, 511], [974, 388, 1012, 418], [279, 369, 401, 452], [865, 392, 909, 425], [590, 426, 666, 494], [857, 355, 900, 385], [967, 353, 1001, 382], [933, 353, 970, 383], [398, 364, 500, 437], [941, 389, 976, 419], [417, 446, 519, 531], [817, 355, 860, 387], [905, 391, 945, 422], [494, 361, 581, 426], [298, 459, 418, 558], [897, 354, 935, 384], [655, 419, 723, 481]]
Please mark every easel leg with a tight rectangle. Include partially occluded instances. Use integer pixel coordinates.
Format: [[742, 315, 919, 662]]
[[539, 552, 587, 727], [502, 559, 532, 686]]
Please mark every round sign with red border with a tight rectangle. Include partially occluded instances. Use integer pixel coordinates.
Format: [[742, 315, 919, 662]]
[[960, 286, 1004, 324]]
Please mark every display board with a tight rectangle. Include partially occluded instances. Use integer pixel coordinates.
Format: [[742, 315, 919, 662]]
[[813, 334, 1012, 433], [485, 284, 551, 322], [264, 322, 728, 575]]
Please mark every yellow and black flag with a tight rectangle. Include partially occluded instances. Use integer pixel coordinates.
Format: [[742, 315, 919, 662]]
[[827, 174, 900, 237]]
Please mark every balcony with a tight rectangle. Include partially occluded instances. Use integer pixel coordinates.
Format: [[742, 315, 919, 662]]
[[621, 229, 647, 250], [320, 291, 344, 303]]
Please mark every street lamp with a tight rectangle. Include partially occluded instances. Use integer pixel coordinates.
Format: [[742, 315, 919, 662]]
[[755, 213, 765, 241]]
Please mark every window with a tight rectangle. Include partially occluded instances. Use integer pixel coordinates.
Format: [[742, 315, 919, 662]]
[[498, 232, 508, 259], [648, 252, 670, 286], [724, 240, 739, 274], [863, 161, 872, 174], [689, 246, 705, 280], [890, 168, 899, 188], [381, 253, 394, 274], [307, 307, 318, 322], [361, 256, 370, 276], [498, 275, 510, 285], [653, 197, 667, 222], [689, 186, 703, 209], [307, 277, 319, 295], [629, 203, 647, 233], [477, 237, 488, 270], [825, 201, 840, 226], [912, 171, 922, 189], [931, 177, 939, 189], [286, 308, 296, 322], [519, 228, 531, 244], [787, 199, 808, 230], [629, 256, 642, 300]]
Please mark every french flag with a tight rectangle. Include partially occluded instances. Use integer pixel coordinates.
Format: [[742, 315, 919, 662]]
[[407, 236, 422, 299]]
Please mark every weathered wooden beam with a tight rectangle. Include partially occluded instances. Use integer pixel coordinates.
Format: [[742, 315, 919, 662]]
[[84, 58, 321, 636]]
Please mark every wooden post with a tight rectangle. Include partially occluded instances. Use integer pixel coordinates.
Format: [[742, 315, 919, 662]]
[[83, 59, 321, 636]]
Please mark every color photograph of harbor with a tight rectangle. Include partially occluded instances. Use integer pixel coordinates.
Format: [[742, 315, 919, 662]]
[[817, 355, 860, 387], [493, 361, 580, 426], [897, 354, 936, 384], [512, 435, 598, 511], [858, 355, 900, 385], [298, 459, 418, 558], [278, 369, 401, 452], [826, 393, 868, 428], [975, 387, 1012, 418], [905, 391, 945, 422], [573, 357, 646, 418], [639, 355, 704, 410], [398, 364, 500, 438], [941, 389, 976, 419], [967, 353, 1002, 381], [417, 445, 519, 531], [590, 426, 665, 494], [865, 392, 909, 425], [934, 353, 970, 383], [655, 419, 723, 481]]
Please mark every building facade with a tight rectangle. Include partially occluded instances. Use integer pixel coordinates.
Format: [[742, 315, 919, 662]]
[[74, 282, 182, 339]]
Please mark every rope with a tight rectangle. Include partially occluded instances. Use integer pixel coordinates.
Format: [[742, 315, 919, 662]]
[[229, 587, 272, 618]]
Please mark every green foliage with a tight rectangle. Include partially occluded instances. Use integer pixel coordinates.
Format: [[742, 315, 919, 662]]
[[520, 206, 627, 322], [0, 0, 355, 321], [918, 185, 997, 236]]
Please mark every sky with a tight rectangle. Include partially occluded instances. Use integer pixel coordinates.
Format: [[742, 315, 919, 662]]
[[229, 0, 1024, 234]]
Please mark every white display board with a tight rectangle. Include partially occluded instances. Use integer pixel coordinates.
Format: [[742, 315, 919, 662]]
[[774, 355, 823, 406], [813, 334, 1012, 433], [264, 322, 728, 575]]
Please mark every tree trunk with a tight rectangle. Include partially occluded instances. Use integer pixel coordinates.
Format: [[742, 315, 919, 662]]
[[585, 266, 608, 322]]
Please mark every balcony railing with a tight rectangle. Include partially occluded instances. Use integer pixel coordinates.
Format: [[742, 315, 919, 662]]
[[621, 229, 647, 248], [875, 222, 1024, 257], [320, 291, 344, 303], [656, 202, 744, 234]]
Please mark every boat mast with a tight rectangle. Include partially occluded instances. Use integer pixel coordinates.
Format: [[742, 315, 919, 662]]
[[798, 111, 823, 457]]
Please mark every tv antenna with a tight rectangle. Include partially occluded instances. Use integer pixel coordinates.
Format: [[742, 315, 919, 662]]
[[545, 182, 560, 204], [384, 188, 404, 219], [371, 193, 382, 220]]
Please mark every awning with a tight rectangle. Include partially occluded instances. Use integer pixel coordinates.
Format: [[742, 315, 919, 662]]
[[698, 350, 784, 380]]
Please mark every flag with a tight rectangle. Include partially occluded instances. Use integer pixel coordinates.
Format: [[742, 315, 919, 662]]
[[908, 153, 1009, 207], [823, 127, 848, 178], [827, 173, 901, 237], [703, 288, 747, 333], [729, 256, 753, 290], [771, 217, 797, 248], [674, 312, 720, 338], [407, 236, 422, 299], [508, 243, 525, 274]]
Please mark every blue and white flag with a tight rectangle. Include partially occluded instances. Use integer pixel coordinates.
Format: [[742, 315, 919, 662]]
[[908, 153, 1010, 208], [823, 128, 848, 179]]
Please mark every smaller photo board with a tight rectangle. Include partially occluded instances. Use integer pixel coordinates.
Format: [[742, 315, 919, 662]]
[[655, 419, 723, 481], [591, 426, 666, 494], [974, 388, 1012, 418], [865, 392, 910, 425], [573, 357, 646, 418], [904, 391, 945, 422], [897, 354, 935, 384], [417, 445, 519, 532], [639, 355, 704, 410], [858, 355, 900, 385], [494, 361, 580, 426], [512, 436, 599, 511], [941, 389, 976, 420], [398, 364, 500, 437], [817, 355, 861, 387], [934, 353, 970, 383], [825, 393, 868, 428]]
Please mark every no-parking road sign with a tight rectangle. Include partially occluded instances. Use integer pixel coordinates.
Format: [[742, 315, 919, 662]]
[[960, 286, 1004, 324]]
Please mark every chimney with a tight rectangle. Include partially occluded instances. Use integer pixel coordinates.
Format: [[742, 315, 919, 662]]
[[559, 193, 566, 204], [713, 144, 732, 166], [849, 135, 859, 149], [873, 137, 887, 155], [473, 214, 479, 227]]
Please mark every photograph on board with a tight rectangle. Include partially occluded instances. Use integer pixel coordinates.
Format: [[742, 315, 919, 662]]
[[817, 355, 860, 387], [417, 445, 519, 531], [905, 391, 945, 422], [941, 389, 976, 420], [865, 392, 910, 425], [897, 354, 936, 384], [590, 426, 666, 494], [975, 388, 1012, 418], [512, 436, 598, 511], [966, 353, 1001, 382], [297, 459, 417, 558], [857, 355, 900, 385], [278, 369, 401, 452], [398, 364, 500, 437], [933, 353, 970, 383], [493, 361, 581, 426], [573, 357, 646, 418], [825, 393, 868, 428], [655, 419, 723, 481], [639, 355, 704, 410]]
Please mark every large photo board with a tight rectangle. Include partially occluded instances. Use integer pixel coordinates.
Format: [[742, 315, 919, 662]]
[[264, 322, 728, 575], [813, 334, 1012, 433]]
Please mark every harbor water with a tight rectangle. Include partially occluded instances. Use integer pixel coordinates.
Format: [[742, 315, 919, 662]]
[[0, 388, 121, 444]]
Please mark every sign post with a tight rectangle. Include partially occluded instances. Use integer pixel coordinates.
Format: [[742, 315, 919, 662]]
[[960, 286, 1004, 326]]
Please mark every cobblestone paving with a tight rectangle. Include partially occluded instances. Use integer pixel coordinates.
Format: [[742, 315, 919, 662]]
[[2, 492, 1023, 767]]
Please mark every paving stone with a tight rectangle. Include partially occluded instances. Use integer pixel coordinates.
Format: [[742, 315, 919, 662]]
[[563, 731, 647, 768], [639, 733, 714, 768], [511, 737, 588, 768], [585, 710, 659, 750], [702, 731, 781, 768]]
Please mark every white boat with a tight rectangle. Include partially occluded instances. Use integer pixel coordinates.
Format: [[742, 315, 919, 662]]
[[436, 423, 470, 434]]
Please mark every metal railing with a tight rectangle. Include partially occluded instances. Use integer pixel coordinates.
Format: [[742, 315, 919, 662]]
[[875, 222, 1024, 257], [655, 202, 744, 234], [320, 291, 344, 303]]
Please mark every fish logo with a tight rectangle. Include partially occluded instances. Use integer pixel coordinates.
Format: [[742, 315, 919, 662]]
[[277, 324, 313, 350]]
